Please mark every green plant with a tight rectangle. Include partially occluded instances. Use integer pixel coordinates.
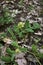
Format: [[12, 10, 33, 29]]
[[1, 41, 27, 65], [0, 21, 42, 65], [13, 23, 25, 39], [0, 7, 13, 25], [6, 48, 15, 56], [6, 21, 41, 40], [32, 44, 43, 59], [0, 32, 6, 39], [13, 21, 34, 39], [11, 41, 27, 52], [24, 21, 34, 33], [32, 44, 38, 53], [11, 41, 19, 48], [1, 56, 11, 63], [32, 22, 41, 30], [34, 38, 41, 44], [7, 28, 16, 40]]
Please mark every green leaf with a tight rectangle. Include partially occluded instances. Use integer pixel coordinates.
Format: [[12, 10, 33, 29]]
[[11, 41, 19, 48], [7, 28, 16, 40], [6, 48, 15, 55], [0, 17, 4, 24], [35, 52, 43, 59], [11, 54, 15, 61], [38, 53, 43, 59], [18, 32, 24, 38], [32, 22, 41, 30], [24, 20, 31, 28], [32, 44, 38, 52], [13, 24, 20, 33], [25, 28, 34, 33], [0, 7, 13, 25], [41, 46, 43, 49], [5, 17, 13, 24], [1, 56, 11, 62], [20, 47, 27, 52], [34, 38, 41, 43]]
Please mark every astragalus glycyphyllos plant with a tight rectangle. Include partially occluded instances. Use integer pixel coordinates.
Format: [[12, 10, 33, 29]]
[[0, 21, 41, 41], [32, 44, 43, 59], [6, 21, 41, 40], [0, 7, 13, 25], [1, 41, 27, 65], [0, 21, 42, 65]]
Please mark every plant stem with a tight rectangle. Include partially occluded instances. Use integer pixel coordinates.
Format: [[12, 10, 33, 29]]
[[27, 51, 42, 65]]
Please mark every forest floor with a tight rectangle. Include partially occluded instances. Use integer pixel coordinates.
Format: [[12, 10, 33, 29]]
[[0, 0, 43, 65]]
